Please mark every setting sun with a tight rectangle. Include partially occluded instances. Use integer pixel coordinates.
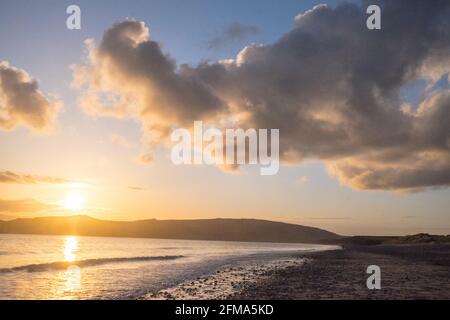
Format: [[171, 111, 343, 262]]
[[63, 193, 85, 211], [1, 0, 450, 303]]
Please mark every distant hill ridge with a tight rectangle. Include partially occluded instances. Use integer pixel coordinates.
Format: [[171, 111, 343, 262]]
[[0, 215, 340, 244], [322, 234, 450, 246]]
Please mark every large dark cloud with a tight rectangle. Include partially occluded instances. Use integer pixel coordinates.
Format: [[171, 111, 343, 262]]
[[0, 61, 61, 132], [73, 0, 450, 191]]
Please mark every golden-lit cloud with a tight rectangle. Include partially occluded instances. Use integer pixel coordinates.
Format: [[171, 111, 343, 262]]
[[137, 153, 153, 165], [0, 170, 70, 185], [127, 186, 148, 191], [0, 170, 150, 198], [0, 61, 61, 132], [0, 198, 57, 213], [110, 133, 131, 148], [72, 1, 450, 192], [71, 20, 225, 143]]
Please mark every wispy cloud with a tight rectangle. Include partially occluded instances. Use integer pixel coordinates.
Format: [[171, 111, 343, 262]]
[[306, 216, 353, 221], [0, 170, 150, 196], [0, 198, 58, 213], [127, 186, 148, 191], [0, 171, 70, 185], [110, 133, 132, 148], [297, 176, 309, 185], [207, 22, 260, 50], [137, 153, 153, 165]]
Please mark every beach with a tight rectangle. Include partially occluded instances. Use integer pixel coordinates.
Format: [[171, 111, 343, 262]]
[[231, 244, 450, 300], [147, 244, 450, 300], [0, 233, 335, 299], [2, 233, 449, 300]]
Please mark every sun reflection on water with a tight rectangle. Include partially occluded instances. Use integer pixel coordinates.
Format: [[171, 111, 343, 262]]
[[62, 236, 81, 297], [64, 265, 82, 296], [64, 236, 78, 262]]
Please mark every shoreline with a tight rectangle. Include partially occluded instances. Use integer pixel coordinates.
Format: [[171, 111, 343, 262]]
[[145, 244, 450, 300], [143, 247, 340, 300], [232, 244, 450, 300], [144, 256, 311, 300]]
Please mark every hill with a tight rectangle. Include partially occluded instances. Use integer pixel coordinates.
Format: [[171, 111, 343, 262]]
[[321, 234, 450, 246], [0, 215, 341, 244]]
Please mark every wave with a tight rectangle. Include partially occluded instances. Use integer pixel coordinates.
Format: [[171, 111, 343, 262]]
[[0, 255, 184, 273]]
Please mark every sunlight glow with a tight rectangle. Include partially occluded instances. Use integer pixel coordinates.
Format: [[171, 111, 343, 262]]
[[63, 192, 85, 211]]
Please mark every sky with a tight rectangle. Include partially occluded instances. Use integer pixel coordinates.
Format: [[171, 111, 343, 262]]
[[0, 0, 449, 236]]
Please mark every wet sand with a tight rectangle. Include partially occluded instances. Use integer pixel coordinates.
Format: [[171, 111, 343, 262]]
[[233, 244, 450, 300], [146, 244, 450, 300], [145, 258, 308, 300]]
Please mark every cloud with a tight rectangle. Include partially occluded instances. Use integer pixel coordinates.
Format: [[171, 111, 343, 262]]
[[110, 133, 131, 147], [306, 216, 353, 221], [127, 186, 147, 191], [72, 0, 450, 192], [207, 22, 260, 50], [71, 20, 225, 143], [297, 176, 309, 185], [137, 153, 153, 165], [0, 61, 61, 132], [0, 170, 146, 192], [0, 198, 57, 213], [0, 171, 70, 184]]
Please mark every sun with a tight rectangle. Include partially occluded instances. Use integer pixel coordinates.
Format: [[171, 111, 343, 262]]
[[63, 192, 85, 211]]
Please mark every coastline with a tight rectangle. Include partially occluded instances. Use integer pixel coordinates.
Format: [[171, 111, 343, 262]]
[[144, 256, 310, 300], [145, 244, 450, 300], [232, 244, 450, 300]]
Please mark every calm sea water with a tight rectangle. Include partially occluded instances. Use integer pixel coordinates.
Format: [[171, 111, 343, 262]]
[[0, 233, 336, 299]]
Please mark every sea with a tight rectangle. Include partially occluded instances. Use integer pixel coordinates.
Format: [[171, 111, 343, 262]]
[[0, 233, 338, 299]]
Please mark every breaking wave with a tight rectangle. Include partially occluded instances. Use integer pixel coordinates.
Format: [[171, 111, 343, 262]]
[[0, 255, 184, 273]]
